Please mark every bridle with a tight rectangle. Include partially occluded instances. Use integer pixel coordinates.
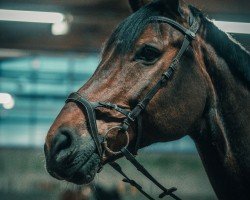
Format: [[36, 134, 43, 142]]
[[66, 14, 199, 200]]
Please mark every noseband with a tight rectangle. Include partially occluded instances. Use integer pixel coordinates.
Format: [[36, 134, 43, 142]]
[[66, 15, 199, 200]]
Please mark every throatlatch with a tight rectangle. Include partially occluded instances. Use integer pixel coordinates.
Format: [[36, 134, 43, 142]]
[[66, 14, 199, 200]]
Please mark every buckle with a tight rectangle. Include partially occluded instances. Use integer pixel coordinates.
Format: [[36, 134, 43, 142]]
[[137, 102, 145, 110], [185, 30, 196, 40], [127, 113, 135, 122]]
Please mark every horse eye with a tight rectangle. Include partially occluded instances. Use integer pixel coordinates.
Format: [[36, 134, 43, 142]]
[[134, 45, 162, 64]]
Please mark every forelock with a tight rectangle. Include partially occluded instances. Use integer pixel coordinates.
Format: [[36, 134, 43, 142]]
[[104, 2, 162, 55]]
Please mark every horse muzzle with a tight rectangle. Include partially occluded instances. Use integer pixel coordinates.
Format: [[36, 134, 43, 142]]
[[44, 127, 101, 184]]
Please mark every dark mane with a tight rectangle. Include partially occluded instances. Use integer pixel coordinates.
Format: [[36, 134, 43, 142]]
[[190, 6, 250, 87], [105, 2, 163, 55]]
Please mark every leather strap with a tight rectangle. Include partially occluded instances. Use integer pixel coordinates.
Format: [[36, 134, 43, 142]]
[[120, 15, 200, 154], [149, 16, 196, 40], [121, 148, 180, 199], [109, 162, 155, 200], [66, 93, 103, 157], [134, 114, 143, 153], [65, 14, 200, 200], [93, 101, 130, 117]]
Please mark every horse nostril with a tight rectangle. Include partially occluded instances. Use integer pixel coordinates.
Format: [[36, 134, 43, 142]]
[[50, 129, 73, 157]]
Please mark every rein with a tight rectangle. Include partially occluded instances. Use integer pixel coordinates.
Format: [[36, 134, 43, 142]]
[[66, 14, 199, 200]]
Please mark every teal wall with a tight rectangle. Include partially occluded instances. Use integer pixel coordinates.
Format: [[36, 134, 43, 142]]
[[0, 55, 196, 152]]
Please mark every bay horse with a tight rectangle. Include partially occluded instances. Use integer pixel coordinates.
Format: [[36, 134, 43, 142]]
[[44, 0, 250, 199]]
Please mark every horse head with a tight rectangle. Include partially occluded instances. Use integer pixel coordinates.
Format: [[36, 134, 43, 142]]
[[44, 0, 210, 185]]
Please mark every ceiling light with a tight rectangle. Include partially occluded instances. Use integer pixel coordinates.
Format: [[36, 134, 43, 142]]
[[214, 21, 250, 34], [51, 21, 69, 35], [0, 9, 64, 23], [0, 93, 15, 110]]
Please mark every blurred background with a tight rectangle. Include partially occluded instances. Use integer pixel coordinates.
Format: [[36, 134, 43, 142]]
[[0, 0, 249, 200]]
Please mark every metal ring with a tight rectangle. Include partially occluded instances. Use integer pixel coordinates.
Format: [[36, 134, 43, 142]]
[[103, 126, 129, 155]]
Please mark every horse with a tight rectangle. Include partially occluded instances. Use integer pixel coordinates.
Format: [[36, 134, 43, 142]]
[[44, 0, 250, 199]]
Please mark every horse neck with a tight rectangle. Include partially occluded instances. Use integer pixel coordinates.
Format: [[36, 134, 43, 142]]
[[192, 20, 250, 199]]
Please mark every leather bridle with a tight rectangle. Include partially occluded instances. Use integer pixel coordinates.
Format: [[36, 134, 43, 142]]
[[66, 14, 199, 200]]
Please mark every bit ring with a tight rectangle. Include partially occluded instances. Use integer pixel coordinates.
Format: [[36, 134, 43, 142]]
[[103, 126, 129, 155]]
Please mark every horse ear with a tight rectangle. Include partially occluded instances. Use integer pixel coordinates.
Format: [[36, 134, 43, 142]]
[[128, 0, 152, 12]]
